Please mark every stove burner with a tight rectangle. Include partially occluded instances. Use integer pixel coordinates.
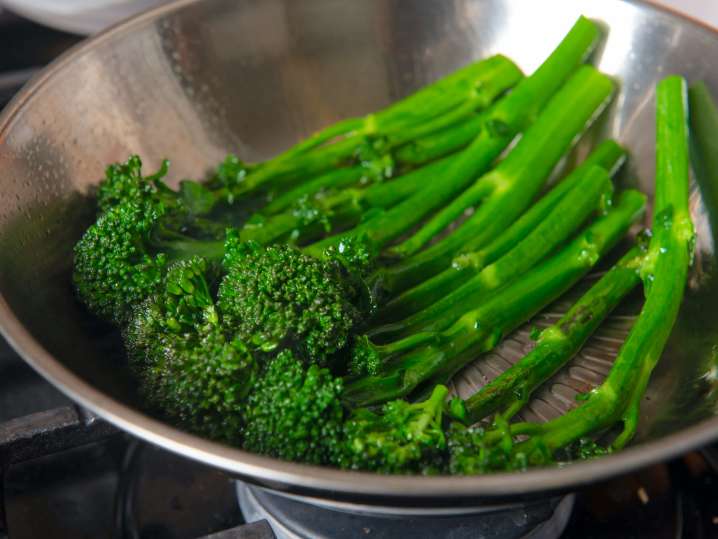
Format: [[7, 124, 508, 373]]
[[237, 483, 574, 539]]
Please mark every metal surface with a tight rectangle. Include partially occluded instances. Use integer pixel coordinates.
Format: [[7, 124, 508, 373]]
[[236, 483, 574, 539], [0, 0, 717, 504]]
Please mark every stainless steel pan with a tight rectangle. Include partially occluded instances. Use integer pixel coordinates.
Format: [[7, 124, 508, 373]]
[[1, 0, 717, 504]]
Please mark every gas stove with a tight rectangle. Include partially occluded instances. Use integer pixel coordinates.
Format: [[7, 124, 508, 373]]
[[1, 10, 718, 539]]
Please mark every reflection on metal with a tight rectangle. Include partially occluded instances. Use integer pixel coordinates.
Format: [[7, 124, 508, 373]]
[[236, 481, 574, 539]]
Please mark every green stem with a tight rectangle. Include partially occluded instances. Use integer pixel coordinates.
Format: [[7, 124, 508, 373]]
[[306, 16, 602, 258], [374, 55, 521, 132], [507, 75, 694, 462], [387, 99, 481, 144], [271, 117, 365, 162], [262, 111, 496, 218], [380, 65, 614, 288], [390, 21, 603, 257], [372, 165, 613, 341], [261, 167, 365, 215], [257, 57, 519, 165], [235, 55, 522, 197], [258, 114, 480, 216], [361, 154, 457, 209], [465, 140, 626, 267], [464, 246, 644, 424], [344, 190, 645, 406], [240, 154, 459, 246], [377, 140, 625, 319], [392, 114, 485, 166], [423, 189, 646, 391], [161, 238, 227, 263]]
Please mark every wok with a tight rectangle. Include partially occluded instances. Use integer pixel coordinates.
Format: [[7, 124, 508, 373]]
[[0, 0, 717, 505]]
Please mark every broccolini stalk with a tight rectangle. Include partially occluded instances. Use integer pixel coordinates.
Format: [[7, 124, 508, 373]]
[[391, 113, 486, 166], [495, 75, 694, 467], [274, 55, 522, 163], [262, 167, 366, 216], [233, 55, 523, 197], [371, 165, 613, 342], [305, 16, 602, 258], [239, 155, 457, 246], [387, 19, 604, 257], [461, 245, 645, 424], [377, 66, 614, 295], [377, 140, 625, 322], [344, 190, 646, 406], [260, 112, 491, 218]]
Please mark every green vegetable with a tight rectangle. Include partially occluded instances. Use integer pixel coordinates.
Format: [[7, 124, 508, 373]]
[[374, 65, 615, 295], [338, 384, 449, 474], [73, 200, 221, 323], [462, 245, 645, 424], [471, 75, 694, 469], [72, 16, 682, 476], [217, 242, 360, 363], [306, 16, 602, 257], [239, 154, 458, 246], [375, 140, 625, 315], [242, 351, 345, 465], [689, 82, 718, 237], [138, 329, 257, 442], [371, 163, 614, 339], [232, 55, 523, 198], [73, 155, 234, 323], [343, 191, 645, 406], [123, 257, 257, 442]]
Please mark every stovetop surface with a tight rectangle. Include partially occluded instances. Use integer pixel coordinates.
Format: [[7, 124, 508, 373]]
[[1, 10, 718, 539]]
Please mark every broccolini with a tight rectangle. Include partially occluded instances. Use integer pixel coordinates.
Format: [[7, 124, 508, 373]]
[[69, 18, 693, 478]]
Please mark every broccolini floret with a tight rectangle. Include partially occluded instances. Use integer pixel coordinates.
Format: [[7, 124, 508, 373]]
[[74, 200, 170, 323], [242, 351, 345, 464], [446, 422, 520, 474], [124, 256, 217, 359], [347, 335, 381, 376], [217, 242, 360, 363], [140, 329, 257, 442], [73, 193, 226, 323], [97, 155, 170, 213], [97, 154, 221, 216], [338, 384, 449, 474], [124, 256, 257, 442]]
